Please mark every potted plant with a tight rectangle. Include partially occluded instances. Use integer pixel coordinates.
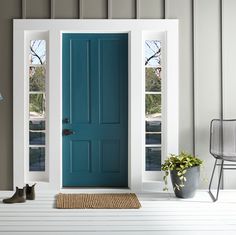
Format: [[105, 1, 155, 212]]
[[161, 151, 203, 198]]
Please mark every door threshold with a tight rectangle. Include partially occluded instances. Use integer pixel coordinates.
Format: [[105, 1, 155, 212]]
[[60, 187, 132, 193]]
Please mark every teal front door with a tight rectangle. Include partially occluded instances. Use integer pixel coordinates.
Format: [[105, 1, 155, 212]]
[[62, 33, 128, 187]]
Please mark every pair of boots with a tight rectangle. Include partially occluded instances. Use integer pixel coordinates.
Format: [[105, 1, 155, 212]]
[[2, 184, 36, 204]]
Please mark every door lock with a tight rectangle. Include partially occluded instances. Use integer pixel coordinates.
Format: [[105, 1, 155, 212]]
[[63, 118, 70, 124], [62, 129, 75, 136]]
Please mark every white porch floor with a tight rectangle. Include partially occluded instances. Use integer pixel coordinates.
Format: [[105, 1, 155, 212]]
[[1, 190, 236, 235]]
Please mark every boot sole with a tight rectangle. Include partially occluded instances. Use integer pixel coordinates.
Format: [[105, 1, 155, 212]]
[[3, 200, 26, 204]]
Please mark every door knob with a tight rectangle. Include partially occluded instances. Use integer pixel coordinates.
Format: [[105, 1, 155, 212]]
[[62, 129, 75, 136]]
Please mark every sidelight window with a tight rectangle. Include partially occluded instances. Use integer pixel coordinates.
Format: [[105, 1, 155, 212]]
[[28, 39, 47, 172], [145, 40, 162, 172]]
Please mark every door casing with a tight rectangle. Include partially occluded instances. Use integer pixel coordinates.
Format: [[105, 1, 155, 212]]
[[13, 20, 179, 192]]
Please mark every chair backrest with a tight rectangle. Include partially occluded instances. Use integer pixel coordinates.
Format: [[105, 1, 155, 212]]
[[210, 119, 236, 159]]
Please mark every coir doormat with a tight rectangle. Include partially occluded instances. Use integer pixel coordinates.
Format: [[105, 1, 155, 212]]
[[56, 193, 141, 209]]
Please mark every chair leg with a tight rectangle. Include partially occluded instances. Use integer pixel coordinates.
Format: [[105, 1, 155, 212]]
[[208, 159, 224, 202], [208, 159, 217, 193]]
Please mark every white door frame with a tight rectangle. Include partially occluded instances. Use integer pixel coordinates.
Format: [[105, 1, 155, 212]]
[[13, 20, 179, 192]]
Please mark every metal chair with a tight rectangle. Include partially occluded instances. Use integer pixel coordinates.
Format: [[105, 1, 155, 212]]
[[209, 119, 236, 202]]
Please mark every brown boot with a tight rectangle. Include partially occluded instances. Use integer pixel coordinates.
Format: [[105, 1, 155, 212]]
[[26, 183, 36, 200], [3, 187, 26, 203]]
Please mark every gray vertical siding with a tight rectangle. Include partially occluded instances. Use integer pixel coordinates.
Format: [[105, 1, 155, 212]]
[[222, 0, 236, 189], [0, 0, 233, 189], [0, 0, 21, 190], [165, 0, 194, 156], [139, 0, 164, 19], [55, 0, 79, 19], [194, 0, 221, 188], [111, 0, 136, 19], [26, 0, 50, 19], [82, 0, 107, 19]]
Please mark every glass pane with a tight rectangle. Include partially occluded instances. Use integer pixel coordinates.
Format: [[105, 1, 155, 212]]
[[146, 119, 161, 132], [29, 120, 45, 130], [29, 66, 45, 91], [146, 147, 161, 171], [145, 40, 161, 67], [29, 40, 46, 65], [145, 94, 161, 118], [146, 133, 161, 145], [29, 131, 45, 145], [29, 147, 45, 171], [29, 94, 45, 119], [145, 67, 161, 92]]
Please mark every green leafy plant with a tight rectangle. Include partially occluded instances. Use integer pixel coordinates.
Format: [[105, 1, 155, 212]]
[[161, 151, 203, 191]]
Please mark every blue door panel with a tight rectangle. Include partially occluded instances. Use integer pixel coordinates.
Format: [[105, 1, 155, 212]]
[[70, 140, 91, 173], [99, 39, 120, 124], [100, 139, 121, 173], [63, 33, 128, 187], [71, 40, 91, 124]]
